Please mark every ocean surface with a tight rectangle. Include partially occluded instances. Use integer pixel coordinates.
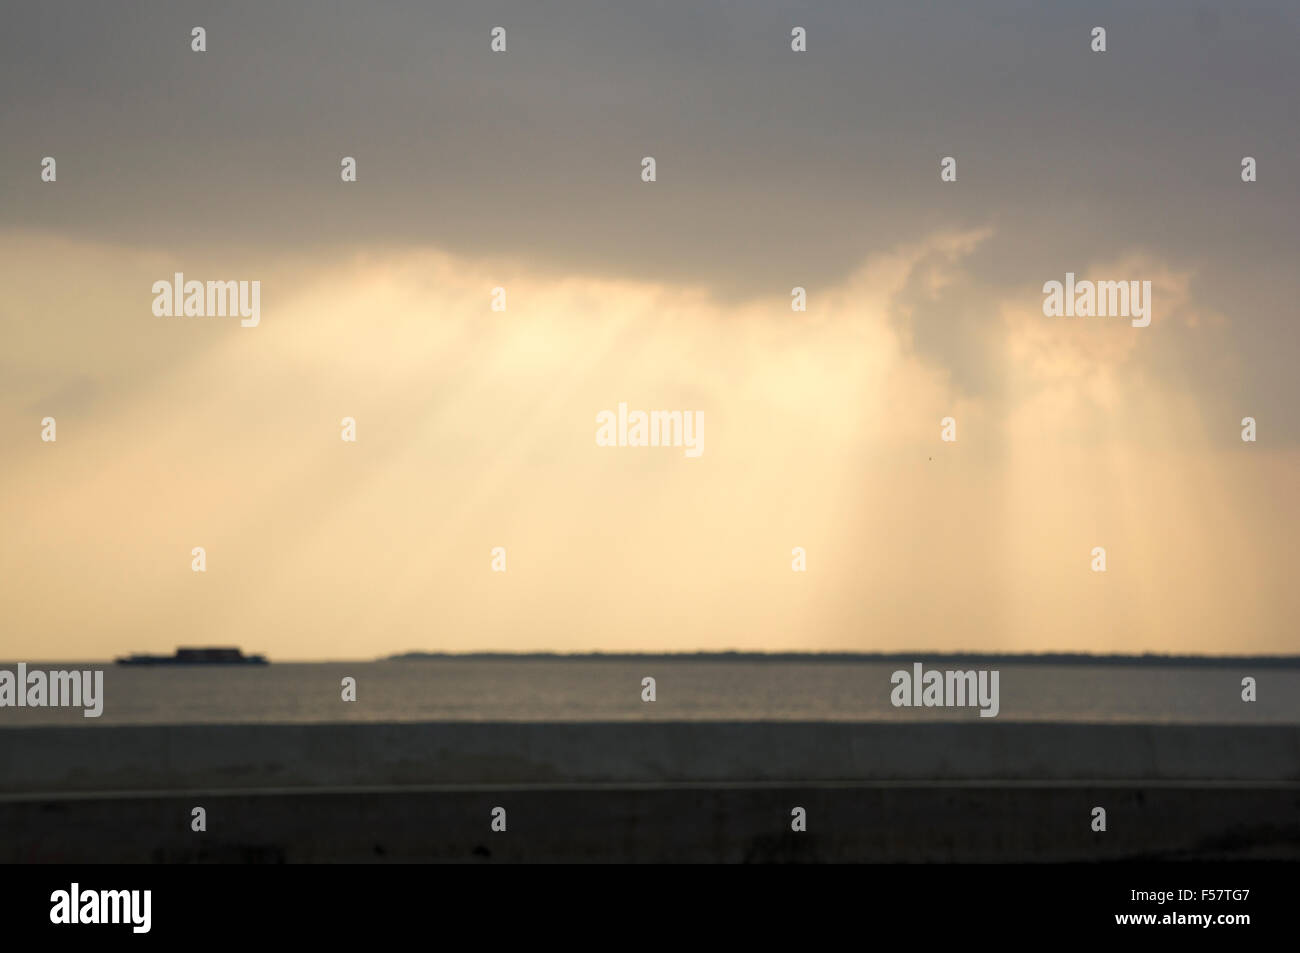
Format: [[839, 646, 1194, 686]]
[[2, 659, 1297, 726]]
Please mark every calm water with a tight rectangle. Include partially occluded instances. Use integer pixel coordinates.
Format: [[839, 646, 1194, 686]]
[[2, 659, 1297, 726]]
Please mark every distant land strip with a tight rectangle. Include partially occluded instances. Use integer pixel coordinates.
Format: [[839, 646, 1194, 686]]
[[384, 651, 1300, 667]]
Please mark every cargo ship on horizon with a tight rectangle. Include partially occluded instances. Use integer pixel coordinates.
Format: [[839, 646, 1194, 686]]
[[115, 647, 268, 666]]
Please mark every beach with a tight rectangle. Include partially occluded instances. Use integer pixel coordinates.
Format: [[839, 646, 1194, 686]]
[[4, 720, 1297, 862]]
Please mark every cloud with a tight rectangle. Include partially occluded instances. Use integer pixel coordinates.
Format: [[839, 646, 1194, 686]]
[[1, 228, 1296, 658]]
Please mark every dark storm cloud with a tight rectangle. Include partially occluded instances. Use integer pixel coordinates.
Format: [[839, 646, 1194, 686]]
[[2, 0, 1297, 426]]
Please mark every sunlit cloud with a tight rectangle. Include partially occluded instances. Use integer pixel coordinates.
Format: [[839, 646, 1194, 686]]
[[0, 228, 1295, 659]]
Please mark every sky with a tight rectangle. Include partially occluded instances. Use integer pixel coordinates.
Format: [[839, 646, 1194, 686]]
[[1, 1, 1297, 659]]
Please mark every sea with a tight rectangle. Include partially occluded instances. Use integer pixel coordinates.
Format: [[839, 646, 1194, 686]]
[[2, 657, 1298, 726]]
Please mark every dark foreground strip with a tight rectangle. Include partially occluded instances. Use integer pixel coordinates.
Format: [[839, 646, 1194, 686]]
[[2, 784, 1297, 863]]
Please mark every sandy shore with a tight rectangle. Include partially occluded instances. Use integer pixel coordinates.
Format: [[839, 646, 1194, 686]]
[[4, 722, 1297, 861], [2, 721, 1298, 795]]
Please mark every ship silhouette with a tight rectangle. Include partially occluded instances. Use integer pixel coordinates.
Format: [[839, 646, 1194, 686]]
[[115, 646, 268, 666]]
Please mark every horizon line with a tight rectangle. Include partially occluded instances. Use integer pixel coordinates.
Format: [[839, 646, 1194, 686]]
[[7, 650, 1300, 666]]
